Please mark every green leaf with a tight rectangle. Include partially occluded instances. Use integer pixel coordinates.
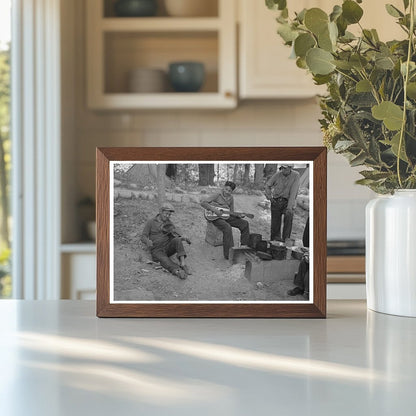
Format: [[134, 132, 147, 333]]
[[277, 23, 298, 43], [296, 8, 307, 23], [350, 54, 368, 70], [318, 27, 334, 52], [350, 152, 368, 167], [363, 29, 376, 46], [281, 7, 288, 19], [389, 132, 409, 162], [344, 115, 367, 147], [369, 136, 382, 163], [339, 31, 356, 43], [296, 57, 308, 69], [342, 0, 364, 24], [375, 55, 395, 70], [360, 170, 391, 180], [313, 74, 332, 85], [266, 0, 287, 11], [294, 33, 316, 58], [304, 8, 329, 35], [407, 82, 416, 99], [334, 140, 355, 151], [371, 29, 380, 43], [356, 79, 372, 92], [401, 61, 416, 76], [385, 4, 404, 18], [305, 48, 336, 75], [333, 60, 352, 70], [330, 5, 342, 22], [328, 21, 338, 45], [355, 178, 378, 186], [372, 101, 404, 131]]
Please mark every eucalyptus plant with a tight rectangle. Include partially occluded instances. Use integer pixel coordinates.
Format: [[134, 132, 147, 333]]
[[266, 0, 416, 193]]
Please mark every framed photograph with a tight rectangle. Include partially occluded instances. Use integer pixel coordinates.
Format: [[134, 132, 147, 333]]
[[96, 147, 327, 317]]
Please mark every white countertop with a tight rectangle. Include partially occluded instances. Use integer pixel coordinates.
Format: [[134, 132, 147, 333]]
[[0, 300, 415, 415]]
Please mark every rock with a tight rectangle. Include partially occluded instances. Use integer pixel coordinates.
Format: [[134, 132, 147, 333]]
[[257, 200, 270, 209], [256, 282, 264, 289], [190, 195, 201, 203], [200, 189, 207, 194]]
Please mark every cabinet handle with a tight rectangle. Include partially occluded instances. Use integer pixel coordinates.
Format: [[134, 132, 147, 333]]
[[224, 91, 234, 99]]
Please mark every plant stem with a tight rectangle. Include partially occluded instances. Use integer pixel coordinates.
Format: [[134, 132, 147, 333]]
[[397, 0, 415, 188]]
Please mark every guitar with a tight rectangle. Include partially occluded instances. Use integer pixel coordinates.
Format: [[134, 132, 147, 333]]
[[204, 207, 254, 222]]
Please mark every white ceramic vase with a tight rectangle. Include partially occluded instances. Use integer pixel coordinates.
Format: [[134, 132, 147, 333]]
[[366, 189, 416, 317]]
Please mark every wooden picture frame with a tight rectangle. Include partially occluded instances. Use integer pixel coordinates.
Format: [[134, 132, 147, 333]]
[[96, 147, 327, 318]]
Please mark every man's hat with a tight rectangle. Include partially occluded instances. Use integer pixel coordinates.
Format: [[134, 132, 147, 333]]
[[279, 164, 293, 170], [160, 202, 175, 212]]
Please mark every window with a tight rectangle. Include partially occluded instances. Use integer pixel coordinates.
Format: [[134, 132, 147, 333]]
[[0, 0, 11, 298]]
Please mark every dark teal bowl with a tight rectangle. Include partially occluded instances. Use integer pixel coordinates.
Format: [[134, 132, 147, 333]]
[[168, 62, 205, 92], [114, 0, 157, 17]]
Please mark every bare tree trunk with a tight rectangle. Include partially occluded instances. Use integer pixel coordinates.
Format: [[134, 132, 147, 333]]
[[243, 164, 250, 185], [254, 164, 264, 186], [216, 164, 220, 186], [208, 164, 215, 186], [165, 164, 177, 180], [198, 164, 208, 186], [156, 164, 166, 205], [0, 132, 9, 247], [232, 164, 239, 183], [199, 164, 215, 186]]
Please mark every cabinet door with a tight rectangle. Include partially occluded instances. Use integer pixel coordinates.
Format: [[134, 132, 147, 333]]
[[239, 0, 325, 99], [239, 0, 403, 99], [61, 253, 96, 300]]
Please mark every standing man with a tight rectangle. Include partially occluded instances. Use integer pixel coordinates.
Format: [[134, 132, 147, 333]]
[[265, 164, 300, 241], [287, 217, 310, 299], [201, 181, 250, 260], [141, 202, 191, 280]]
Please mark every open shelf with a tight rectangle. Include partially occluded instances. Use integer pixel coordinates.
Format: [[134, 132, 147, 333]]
[[86, 0, 236, 109], [104, 31, 218, 94]]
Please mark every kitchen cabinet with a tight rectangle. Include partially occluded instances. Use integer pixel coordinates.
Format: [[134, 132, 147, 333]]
[[238, 0, 325, 99], [238, 0, 404, 99], [86, 0, 237, 109], [61, 244, 96, 300]]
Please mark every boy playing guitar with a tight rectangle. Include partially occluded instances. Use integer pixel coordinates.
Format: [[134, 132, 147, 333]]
[[200, 181, 252, 260]]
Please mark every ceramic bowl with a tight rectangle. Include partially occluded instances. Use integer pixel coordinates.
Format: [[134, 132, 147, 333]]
[[128, 68, 167, 93], [114, 0, 157, 17], [168, 61, 205, 92]]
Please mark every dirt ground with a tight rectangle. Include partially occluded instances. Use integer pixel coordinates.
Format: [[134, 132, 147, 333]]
[[113, 190, 309, 302]]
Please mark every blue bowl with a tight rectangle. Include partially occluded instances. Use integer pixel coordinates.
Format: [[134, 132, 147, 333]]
[[114, 0, 157, 17], [168, 62, 205, 92]]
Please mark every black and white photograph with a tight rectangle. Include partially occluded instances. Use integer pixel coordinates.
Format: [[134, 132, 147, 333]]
[[109, 161, 312, 304]]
